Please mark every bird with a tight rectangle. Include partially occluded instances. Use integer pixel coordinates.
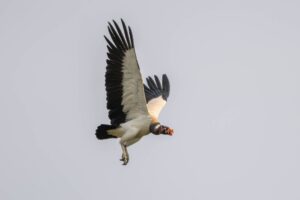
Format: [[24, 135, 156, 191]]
[[95, 19, 173, 165]]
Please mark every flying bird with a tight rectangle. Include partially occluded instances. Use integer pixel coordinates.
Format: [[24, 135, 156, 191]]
[[95, 19, 173, 165]]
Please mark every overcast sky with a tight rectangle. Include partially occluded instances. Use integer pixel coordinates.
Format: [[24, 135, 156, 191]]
[[1, 0, 300, 199]]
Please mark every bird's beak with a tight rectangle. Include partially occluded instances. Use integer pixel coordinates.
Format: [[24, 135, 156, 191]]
[[166, 128, 174, 136]]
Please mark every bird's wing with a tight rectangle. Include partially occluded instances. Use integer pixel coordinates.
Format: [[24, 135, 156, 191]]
[[104, 19, 148, 126], [144, 74, 170, 120]]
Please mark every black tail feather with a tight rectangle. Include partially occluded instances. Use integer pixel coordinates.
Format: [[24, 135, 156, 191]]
[[95, 124, 117, 140]]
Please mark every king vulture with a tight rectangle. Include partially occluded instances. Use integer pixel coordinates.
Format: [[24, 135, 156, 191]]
[[95, 19, 173, 165]]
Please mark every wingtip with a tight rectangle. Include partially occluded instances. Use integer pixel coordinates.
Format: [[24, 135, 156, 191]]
[[112, 20, 118, 27], [162, 74, 170, 85], [121, 18, 126, 27], [162, 74, 170, 100], [128, 26, 134, 48]]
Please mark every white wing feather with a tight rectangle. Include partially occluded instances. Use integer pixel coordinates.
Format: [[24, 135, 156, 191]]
[[122, 49, 148, 121], [146, 96, 167, 120]]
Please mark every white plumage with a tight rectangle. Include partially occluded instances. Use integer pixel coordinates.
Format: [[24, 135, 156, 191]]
[[122, 49, 148, 120], [147, 96, 167, 120], [95, 19, 173, 165]]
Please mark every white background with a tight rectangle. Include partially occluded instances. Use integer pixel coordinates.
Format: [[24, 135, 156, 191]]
[[1, 0, 300, 199]]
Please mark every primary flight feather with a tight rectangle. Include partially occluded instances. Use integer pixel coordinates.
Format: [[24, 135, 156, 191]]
[[95, 19, 173, 165]]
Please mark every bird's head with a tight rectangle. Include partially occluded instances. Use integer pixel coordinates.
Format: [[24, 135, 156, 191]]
[[150, 123, 173, 136]]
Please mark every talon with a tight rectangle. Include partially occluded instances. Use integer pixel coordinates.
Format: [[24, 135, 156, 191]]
[[122, 157, 129, 165], [120, 144, 129, 165], [120, 153, 129, 165]]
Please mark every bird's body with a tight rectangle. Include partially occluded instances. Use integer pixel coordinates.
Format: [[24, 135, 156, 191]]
[[96, 19, 173, 165], [108, 115, 152, 144]]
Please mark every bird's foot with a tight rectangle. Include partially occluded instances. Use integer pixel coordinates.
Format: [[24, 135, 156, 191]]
[[120, 153, 129, 165]]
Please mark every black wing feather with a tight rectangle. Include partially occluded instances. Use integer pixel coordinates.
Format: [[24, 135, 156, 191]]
[[104, 19, 134, 126], [154, 75, 162, 91], [143, 74, 170, 102], [113, 20, 128, 49], [162, 74, 170, 99], [121, 19, 131, 48], [129, 27, 135, 48]]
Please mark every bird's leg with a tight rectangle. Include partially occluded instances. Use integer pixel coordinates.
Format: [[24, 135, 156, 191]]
[[119, 128, 138, 165], [120, 143, 129, 165]]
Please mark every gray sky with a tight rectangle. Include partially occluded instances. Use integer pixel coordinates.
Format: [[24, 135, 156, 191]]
[[1, 0, 300, 199]]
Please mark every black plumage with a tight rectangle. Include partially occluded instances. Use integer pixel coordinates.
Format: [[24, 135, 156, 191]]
[[104, 19, 134, 126], [96, 19, 173, 165], [144, 74, 170, 102]]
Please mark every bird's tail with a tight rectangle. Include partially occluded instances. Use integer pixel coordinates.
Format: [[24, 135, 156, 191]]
[[95, 124, 118, 140]]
